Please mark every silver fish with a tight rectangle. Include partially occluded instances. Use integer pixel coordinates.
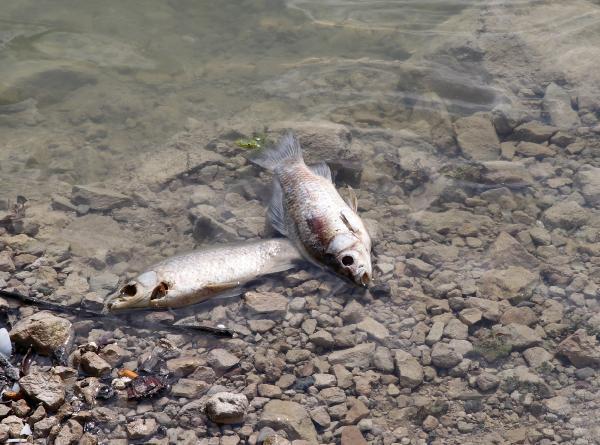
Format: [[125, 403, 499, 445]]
[[251, 133, 372, 287], [104, 239, 302, 312]]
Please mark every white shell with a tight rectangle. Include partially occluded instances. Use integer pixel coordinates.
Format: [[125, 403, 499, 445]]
[[0, 328, 12, 357]]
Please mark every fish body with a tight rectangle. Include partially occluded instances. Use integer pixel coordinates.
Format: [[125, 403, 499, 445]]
[[105, 239, 302, 312], [252, 133, 372, 287]]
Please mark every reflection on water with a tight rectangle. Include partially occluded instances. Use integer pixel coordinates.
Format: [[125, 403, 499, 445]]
[[1, 0, 600, 443]]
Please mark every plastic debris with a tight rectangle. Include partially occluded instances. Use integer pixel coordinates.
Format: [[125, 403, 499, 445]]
[[118, 368, 138, 379], [0, 328, 12, 357], [126, 375, 168, 400]]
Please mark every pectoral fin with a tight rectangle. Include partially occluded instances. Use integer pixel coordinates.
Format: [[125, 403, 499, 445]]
[[344, 186, 358, 212], [205, 281, 241, 293]]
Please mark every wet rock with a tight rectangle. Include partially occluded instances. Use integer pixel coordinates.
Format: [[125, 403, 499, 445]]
[[10, 311, 73, 355], [479, 267, 537, 302], [523, 347, 553, 369], [454, 113, 500, 161], [309, 406, 330, 428], [80, 351, 111, 376], [171, 379, 208, 398], [394, 350, 423, 388], [19, 371, 65, 410], [10, 399, 30, 418], [373, 346, 394, 373], [557, 329, 600, 368], [126, 418, 158, 440], [33, 416, 59, 438], [207, 349, 240, 372], [512, 121, 557, 142], [99, 343, 132, 367], [166, 356, 203, 376], [543, 83, 580, 129], [55, 419, 83, 445], [356, 317, 389, 341], [0, 251, 15, 272], [500, 307, 536, 326], [328, 343, 375, 369], [515, 141, 556, 158], [458, 308, 482, 326], [340, 425, 368, 445], [340, 300, 366, 324], [1, 415, 23, 439], [259, 400, 317, 444], [309, 330, 334, 348], [443, 319, 469, 340], [574, 165, 600, 207], [71, 184, 132, 212], [497, 323, 542, 350], [542, 200, 589, 230], [190, 211, 239, 243], [405, 258, 435, 277], [489, 232, 539, 269], [476, 372, 499, 391], [205, 392, 248, 424], [244, 291, 288, 317], [544, 396, 571, 417], [249, 319, 276, 333], [431, 343, 462, 369]]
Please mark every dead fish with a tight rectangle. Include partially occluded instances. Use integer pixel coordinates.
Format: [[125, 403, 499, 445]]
[[105, 239, 302, 312], [251, 133, 372, 287]]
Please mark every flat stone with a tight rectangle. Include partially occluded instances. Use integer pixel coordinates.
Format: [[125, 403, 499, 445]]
[[126, 418, 158, 439], [356, 317, 389, 341], [544, 396, 572, 416], [431, 343, 462, 368], [205, 392, 248, 424], [479, 267, 537, 302], [405, 258, 435, 277], [340, 426, 368, 445], [207, 349, 240, 372], [497, 323, 542, 350], [318, 387, 346, 405], [394, 350, 423, 388], [80, 351, 111, 377], [523, 347, 553, 369], [476, 372, 499, 391], [19, 371, 65, 410], [10, 311, 73, 356], [166, 355, 203, 376], [345, 399, 369, 424], [372, 346, 395, 373], [426, 321, 445, 345], [575, 165, 600, 207], [98, 343, 132, 368], [340, 300, 366, 324], [313, 373, 336, 389], [512, 121, 557, 142], [171, 379, 208, 398], [488, 232, 539, 269], [309, 330, 334, 348], [557, 329, 600, 368], [0, 251, 15, 272], [55, 419, 83, 444], [328, 343, 375, 369], [500, 307, 537, 326], [515, 142, 556, 158], [459, 308, 482, 326], [543, 82, 580, 129], [309, 406, 330, 428], [259, 400, 317, 444], [454, 113, 500, 161], [243, 291, 288, 317], [543, 200, 589, 230], [72, 184, 132, 212], [443, 319, 469, 340]]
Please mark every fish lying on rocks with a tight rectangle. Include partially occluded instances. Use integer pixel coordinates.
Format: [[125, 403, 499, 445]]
[[104, 239, 303, 311], [251, 133, 372, 287]]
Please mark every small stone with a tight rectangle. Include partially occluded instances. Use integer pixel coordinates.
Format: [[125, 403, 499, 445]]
[[171, 379, 208, 398], [126, 418, 158, 439], [479, 267, 537, 302], [80, 351, 111, 377], [98, 343, 132, 368], [557, 329, 600, 368], [243, 291, 288, 317], [395, 350, 424, 389], [497, 323, 542, 350], [431, 343, 462, 369], [207, 349, 240, 372], [372, 346, 395, 373], [249, 319, 276, 333], [333, 364, 354, 389], [286, 349, 311, 363], [544, 396, 571, 416], [72, 184, 132, 212], [356, 317, 389, 341], [426, 321, 445, 346], [515, 142, 555, 158], [340, 300, 366, 324], [205, 392, 248, 424], [405, 258, 435, 277], [345, 399, 369, 425], [309, 330, 334, 348], [300, 319, 317, 335], [340, 425, 368, 445], [10, 399, 30, 418], [512, 121, 557, 142], [422, 415, 439, 432], [259, 400, 317, 443], [443, 319, 469, 340], [454, 113, 500, 161], [55, 419, 83, 445], [19, 371, 65, 410], [166, 356, 203, 376], [575, 165, 600, 207], [313, 373, 336, 389], [328, 343, 375, 369], [476, 372, 499, 391], [543, 201, 589, 230], [543, 82, 580, 129], [1, 415, 23, 439], [0, 251, 15, 272], [500, 307, 536, 326], [523, 347, 554, 370], [319, 387, 346, 405], [10, 311, 73, 356], [258, 384, 282, 398], [459, 308, 482, 326]]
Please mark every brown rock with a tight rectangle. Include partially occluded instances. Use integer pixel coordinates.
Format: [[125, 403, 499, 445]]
[[340, 426, 368, 445], [10, 311, 73, 356], [557, 329, 600, 368]]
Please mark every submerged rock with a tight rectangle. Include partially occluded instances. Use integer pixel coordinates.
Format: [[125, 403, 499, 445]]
[[205, 392, 248, 424], [19, 372, 65, 410], [71, 184, 132, 212], [259, 400, 318, 444], [453, 113, 500, 161], [557, 329, 600, 368], [543, 83, 580, 129]]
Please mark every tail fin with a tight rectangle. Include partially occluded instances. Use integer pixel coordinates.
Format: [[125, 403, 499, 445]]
[[249, 132, 304, 171]]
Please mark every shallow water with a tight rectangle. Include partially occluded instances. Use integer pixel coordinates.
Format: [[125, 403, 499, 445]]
[[1, 0, 600, 443]]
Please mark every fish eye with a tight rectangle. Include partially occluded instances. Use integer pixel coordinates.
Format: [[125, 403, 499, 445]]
[[121, 284, 137, 296], [341, 255, 354, 266]]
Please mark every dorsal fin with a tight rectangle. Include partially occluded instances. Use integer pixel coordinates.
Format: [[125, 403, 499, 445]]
[[308, 162, 333, 182], [267, 178, 288, 236], [344, 186, 358, 212], [249, 132, 303, 171]]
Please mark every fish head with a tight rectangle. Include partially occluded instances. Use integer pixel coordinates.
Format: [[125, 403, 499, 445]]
[[325, 233, 372, 287], [105, 270, 169, 312]]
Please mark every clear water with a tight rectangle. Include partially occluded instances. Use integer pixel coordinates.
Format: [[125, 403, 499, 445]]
[[1, 0, 600, 443]]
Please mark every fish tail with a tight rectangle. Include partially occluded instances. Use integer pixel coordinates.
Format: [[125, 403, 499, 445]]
[[249, 132, 304, 171]]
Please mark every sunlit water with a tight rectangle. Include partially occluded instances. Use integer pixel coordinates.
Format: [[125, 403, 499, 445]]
[[1, 0, 600, 443]]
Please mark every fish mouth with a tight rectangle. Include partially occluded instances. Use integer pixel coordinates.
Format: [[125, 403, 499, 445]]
[[360, 271, 371, 287]]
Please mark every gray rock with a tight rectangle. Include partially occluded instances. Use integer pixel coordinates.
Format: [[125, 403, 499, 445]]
[[394, 350, 424, 388], [515, 141, 556, 158], [55, 419, 83, 445], [19, 371, 65, 410], [340, 425, 368, 445], [373, 346, 395, 373], [575, 165, 600, 207], [512, 121, 557, 142], [557, 329, 600, 368], [497, 323, 542, 350], [544, 396, 571, 417], [476, 372, 499, 391], [205, 392, 248, 424], [543, 83, 580, 129], [313, 373, 336, 389], [98, 343, 132, 367], [80, 351, 111, 377], [426, 321, 445, 346], [523, 347, 553, 369], [318, 387, 346, 405], [0, 251, 15, 272], [488, 232, 539, 269], [479, 267, 537, 302], [458, 308, 482, 326], [543, 201, 589, 230], [126, 418, 158, 440], [243, 291, 288, 317], [309, 406, 330, 428], [259, 400, 318, 444], [454, 113, 500, 161], [207, 349, 240, 372], [443, 319, 469, 340], [328, 343, 375, 369], [431, 343, 462, 368], [171, 379, 208, 398], [356, 317, 389, 341], [500, 307, 536, 326], [405, 258, 435, 277], [72, 184, 132, 212], [309, 330, 334, 348], [10, 311, 73, 356]]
